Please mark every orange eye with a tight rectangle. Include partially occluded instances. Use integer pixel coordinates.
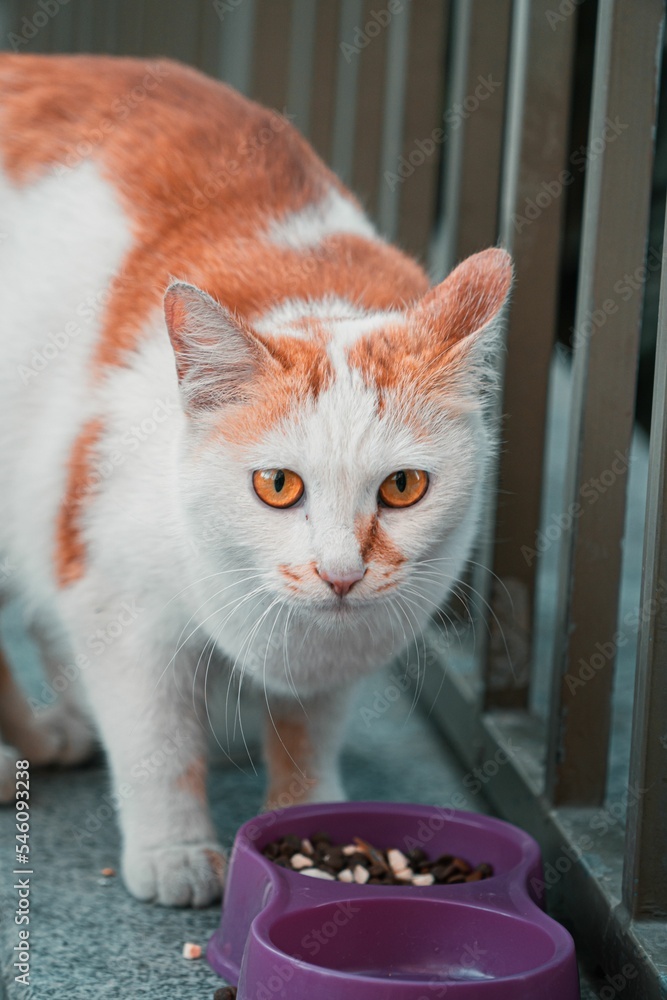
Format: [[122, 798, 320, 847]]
[[253, 469, 304, 508], [378, 470, 429, 509]]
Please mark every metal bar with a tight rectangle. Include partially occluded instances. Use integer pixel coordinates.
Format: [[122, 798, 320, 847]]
[[250, 0, 292, 111], [482, 0, 576, 710], [308, 0, 342, 164], [395, 0, 449, 260], [376, 0, 410, 240], [350, 0, 390, 221], [418, 639, 667, 1000], [141, 0, 201, 62], [434, 0, 511, 276], [116, 0, 146, 57], [546, 0, 664, 806], [287, 0, 318, 135], [622, 196, 667, 919], [0, 1, 18, 51], [217, 0, 255, 92], [332, 0, 364, 184]]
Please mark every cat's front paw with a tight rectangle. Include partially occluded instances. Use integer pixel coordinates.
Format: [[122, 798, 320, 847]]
[[123, 841, 226, 907]]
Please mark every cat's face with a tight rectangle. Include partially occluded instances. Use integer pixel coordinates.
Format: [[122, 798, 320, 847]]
[[167, 249, 512, 629]]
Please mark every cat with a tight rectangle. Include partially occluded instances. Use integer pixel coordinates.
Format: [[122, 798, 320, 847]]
[[0, 53, 511, 907]]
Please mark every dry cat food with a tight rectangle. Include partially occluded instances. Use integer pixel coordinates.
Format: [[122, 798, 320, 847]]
[[260, 832, 493, 886], [213, 988, 237, 1000]]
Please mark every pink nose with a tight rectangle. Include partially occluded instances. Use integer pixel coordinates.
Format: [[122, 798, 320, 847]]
[[317, 567, 366, 597]]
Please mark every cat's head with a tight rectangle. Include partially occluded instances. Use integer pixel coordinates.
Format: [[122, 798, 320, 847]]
[[165, 248, 512, 632]]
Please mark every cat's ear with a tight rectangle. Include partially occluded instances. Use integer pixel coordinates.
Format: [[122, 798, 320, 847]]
[[410, 247, 513, 399], [164, 282, 273, 412]]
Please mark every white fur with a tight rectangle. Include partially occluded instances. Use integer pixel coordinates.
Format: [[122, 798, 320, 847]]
[[0, 163, 506, 907], [265, 187, 376, 249]]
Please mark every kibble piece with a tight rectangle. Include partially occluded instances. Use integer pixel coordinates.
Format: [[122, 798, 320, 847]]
[[311, 831, 332, 847], [213, 988, 237, 1000], [301, 867, 335, 880], [301, 838, 314, 855], [394, 867, 413, 882], [407, 848, 428, 866], [342, 844, 357, 856], [290, 853, 314, 870], [412, 873, 435, 886], [353, 865, 370, 884], [182, 942, 202, 960], [320, 848, 346, 872], [387, 848, 410, 874], [337, 868, 354, 883]]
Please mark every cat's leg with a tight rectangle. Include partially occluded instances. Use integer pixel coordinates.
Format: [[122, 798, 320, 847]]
[[0, 619, 97, 803], [263, 689, 351, 809], [73, 611, 224, 906], [25, 617, 97, 766], [0, 645, 86, 801]]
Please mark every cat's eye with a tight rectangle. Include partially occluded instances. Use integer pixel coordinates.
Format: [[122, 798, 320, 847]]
[[378, 469, 429, 508], [253, 468, 304, 508]]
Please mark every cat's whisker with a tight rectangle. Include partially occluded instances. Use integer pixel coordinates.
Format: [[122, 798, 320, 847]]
[[150, 583, 268, 701], [157, 566, 267, 617], [387, 593, 423, 719], [415, 556, 517, 616], [197, 618, 250, 775], [281, 604, 304, 710], [170, 573, 267, 671], [218, 589, 274, 762], [401, 584, 459, 639], [228, 595, 285, 755], [392, 593, 429, 720]]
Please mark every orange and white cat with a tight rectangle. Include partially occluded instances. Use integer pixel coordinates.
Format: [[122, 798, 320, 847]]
[[0, 54, 511, 906]]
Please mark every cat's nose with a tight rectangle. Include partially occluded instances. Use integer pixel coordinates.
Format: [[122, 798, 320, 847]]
[[316, 566, 366, 597]]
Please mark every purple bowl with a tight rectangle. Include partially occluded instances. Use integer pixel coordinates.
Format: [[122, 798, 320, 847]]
[[207, 802, 580, 999]]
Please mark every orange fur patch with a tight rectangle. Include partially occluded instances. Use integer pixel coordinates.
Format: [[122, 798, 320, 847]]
[[55, 418, 104, 586], [264, 715, 314, 807], [176, 756, 207, 803], [348, 248, 512, 395], [356, 512, 405, 568]]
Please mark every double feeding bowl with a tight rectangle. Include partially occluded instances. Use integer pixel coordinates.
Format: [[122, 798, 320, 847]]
[[207, 802, 580, 999]]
